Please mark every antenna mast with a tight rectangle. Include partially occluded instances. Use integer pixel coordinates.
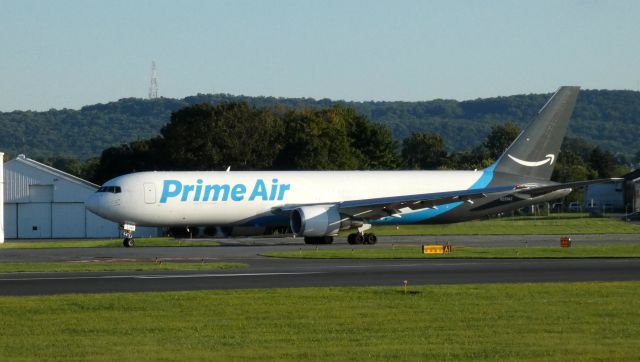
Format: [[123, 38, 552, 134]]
[[149, 61, 159, 99]]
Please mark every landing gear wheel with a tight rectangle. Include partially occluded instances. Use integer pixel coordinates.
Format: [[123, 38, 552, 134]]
[[354, 233, 364, 245], [123, 238, 135, 248], [348, 232, 375, 245], [364, 233, 377, 245], [347, 233, 356, 245]]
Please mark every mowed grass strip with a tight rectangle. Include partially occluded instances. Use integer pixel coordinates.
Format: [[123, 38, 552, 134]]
[[0, 237, 220, 249], [0, 282, 638, 361], [264, 243, 640, 259], [0, 261, 246, 273], [359, 213, 640, 236]]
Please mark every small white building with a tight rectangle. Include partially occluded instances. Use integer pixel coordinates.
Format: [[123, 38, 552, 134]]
[[3, 154, 160, 239], [584, 182, 624, 211], [584, 170, 640, 214]]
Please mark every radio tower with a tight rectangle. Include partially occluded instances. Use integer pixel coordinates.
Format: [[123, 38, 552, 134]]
[[149, 61, 159, 99]]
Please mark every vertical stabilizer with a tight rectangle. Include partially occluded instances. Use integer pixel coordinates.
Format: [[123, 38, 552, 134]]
[[493, 86, 580, 181]]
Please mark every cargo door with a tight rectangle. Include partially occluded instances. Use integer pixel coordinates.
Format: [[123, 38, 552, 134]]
[[144, 183, 156, 204]]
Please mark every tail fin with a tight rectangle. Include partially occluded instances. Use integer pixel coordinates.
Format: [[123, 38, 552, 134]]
[[492, 86, 580, 181]]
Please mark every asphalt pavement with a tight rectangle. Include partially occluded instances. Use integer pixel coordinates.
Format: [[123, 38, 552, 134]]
[[1, 234, 639, 296]]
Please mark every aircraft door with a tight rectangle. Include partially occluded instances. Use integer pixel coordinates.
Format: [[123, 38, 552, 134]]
[[144, 183, 156, 204]]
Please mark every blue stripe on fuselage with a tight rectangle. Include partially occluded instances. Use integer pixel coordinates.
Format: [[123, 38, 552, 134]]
[[370, 164, 496, 224]]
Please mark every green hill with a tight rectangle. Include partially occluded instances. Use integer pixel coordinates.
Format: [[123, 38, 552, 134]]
[[1, 90, 638, 159]]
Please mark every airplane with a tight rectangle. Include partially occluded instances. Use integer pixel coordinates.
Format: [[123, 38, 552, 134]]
[[86, 86, 618, 247]]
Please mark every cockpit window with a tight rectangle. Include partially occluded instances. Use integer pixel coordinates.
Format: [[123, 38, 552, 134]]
[[97, 186, 122, 193]]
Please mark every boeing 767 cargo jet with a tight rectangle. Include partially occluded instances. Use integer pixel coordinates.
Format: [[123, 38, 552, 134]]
[[86, 86, 617, 247]]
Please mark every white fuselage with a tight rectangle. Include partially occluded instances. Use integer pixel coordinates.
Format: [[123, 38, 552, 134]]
[[86, 170, 489, 227]]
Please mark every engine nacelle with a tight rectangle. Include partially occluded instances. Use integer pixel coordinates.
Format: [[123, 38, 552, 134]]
[[290, 205, 351, 237]]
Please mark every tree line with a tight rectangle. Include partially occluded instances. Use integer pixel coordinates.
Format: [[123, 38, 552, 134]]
[[1, 90, 639, 161], [50, 102, 629, 188]]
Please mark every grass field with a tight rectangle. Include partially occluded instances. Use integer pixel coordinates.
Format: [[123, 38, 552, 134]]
[[0, 261, 246, 273], [0, 282, 638, 360], [264, 243, 640, 259], [359, 213, 640, 236], [0, 237, 220, 249]]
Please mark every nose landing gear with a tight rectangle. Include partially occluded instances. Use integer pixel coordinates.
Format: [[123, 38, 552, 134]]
[[123, 237, 135, 247], [120, 223, 137, 248]]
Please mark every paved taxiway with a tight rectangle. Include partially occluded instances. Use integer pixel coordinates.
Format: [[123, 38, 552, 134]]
[[1, 234, 639, 296], [3, 234, 639, 262]]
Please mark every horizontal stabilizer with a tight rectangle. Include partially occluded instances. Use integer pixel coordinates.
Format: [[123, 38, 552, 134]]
[[514, 178, 623, 197]]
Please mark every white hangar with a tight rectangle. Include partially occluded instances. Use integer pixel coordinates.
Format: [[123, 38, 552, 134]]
[[2, 154, 159, 240]]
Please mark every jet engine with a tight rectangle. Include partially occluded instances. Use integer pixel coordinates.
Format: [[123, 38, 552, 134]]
[[290, 205, 352, 237]]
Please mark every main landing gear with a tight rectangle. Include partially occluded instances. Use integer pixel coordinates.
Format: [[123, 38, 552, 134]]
[[347, 232, 377, 245], [346, 223, 376, 245]]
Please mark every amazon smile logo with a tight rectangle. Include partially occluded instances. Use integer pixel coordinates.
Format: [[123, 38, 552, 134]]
[[507, 154, 555, 167]]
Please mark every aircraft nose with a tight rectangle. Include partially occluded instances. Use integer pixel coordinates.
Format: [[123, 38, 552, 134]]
[[85, 193, 101, 215]]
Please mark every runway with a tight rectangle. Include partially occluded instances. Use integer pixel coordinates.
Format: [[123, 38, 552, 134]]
[[1, 235, 639, 296], [1, 256, 640, 296]]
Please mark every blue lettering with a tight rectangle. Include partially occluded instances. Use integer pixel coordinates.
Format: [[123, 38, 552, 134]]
[[249, 179, 268, 201], [160, 180, 182, 203], [159, 178, 290, 203], [277, 184, 291, 200], [269, 179, 279, 201], [181, 184, 195, 201], [194, 179, 203, 201], [208, 184, 230, 201], [231, 184, 246, 201]]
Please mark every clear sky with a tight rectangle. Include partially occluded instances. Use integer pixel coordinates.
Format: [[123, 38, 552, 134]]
[[1, 0, 638, 111]]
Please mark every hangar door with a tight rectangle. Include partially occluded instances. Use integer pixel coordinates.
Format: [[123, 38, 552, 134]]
[[4, 204, 18, 239], [85, 211, 119, 238], [18, 203, 52, 238], [52, 203, 86, 238]]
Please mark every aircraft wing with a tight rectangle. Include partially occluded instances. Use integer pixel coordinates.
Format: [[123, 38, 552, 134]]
[[273, 178, 621, 220], [336, 178, 619, 219], [334, 185, 516, 219], [272, 185, 516, 219]]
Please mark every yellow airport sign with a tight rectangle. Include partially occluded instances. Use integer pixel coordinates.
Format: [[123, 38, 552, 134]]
[[422, 244, 452, 254]]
